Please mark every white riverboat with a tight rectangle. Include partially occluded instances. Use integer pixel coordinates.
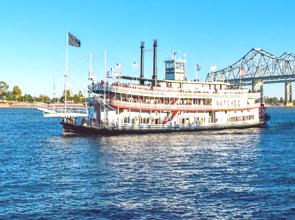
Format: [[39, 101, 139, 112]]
[[61, 40, 270, 135]]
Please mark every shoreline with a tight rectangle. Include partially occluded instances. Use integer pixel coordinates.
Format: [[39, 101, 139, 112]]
[[0, 102, 85, 109], [0, 103, 36, 108], [264, 104, 294, 108]]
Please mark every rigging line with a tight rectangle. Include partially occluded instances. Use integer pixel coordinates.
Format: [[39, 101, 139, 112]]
[[88, 52, 117, 63], [55, 75, 85, 95], [51, 55, 89, 75], [53, 58, 89, 81], [70, 62, 88, 75], [109, 54, 121, 63], [67, 75, 117, 111], [68, 58, 88, 72]]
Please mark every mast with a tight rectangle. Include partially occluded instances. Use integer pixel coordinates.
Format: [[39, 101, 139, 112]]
[[104, 51, 107, 125], [87, 52, 92, 123], [53, 73, 56, 101], [64, 32, 69, 118]]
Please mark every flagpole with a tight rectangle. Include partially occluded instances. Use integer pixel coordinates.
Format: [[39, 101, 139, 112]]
[[65, 32, 69, 118]]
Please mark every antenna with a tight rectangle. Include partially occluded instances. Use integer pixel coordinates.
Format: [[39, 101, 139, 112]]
[[195, 64, 201, 81], [173, 51, 176, 60]]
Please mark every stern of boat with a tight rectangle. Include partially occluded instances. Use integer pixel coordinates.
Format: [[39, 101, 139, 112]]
[[259, 103, 271, 123]]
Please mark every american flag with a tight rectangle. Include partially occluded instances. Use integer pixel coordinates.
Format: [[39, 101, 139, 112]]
[[68, 32, 81, 47]]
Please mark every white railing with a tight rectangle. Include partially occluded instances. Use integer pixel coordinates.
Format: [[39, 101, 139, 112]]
[[108, 100, 260, 111], [96, 85, 260, 99]]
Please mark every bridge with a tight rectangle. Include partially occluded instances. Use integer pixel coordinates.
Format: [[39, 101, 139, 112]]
[[206, 48, 295, 106]]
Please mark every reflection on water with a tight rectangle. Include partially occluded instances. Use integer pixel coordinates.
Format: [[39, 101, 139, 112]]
[[90, 131, 262, 218], [1, 108, 295, 219]]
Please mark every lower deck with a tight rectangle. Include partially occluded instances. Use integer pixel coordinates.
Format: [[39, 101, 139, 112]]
[[90, 106, 261, 128], [62, 119, 266, 136]]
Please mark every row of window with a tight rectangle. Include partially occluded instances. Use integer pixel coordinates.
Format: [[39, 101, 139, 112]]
[[110, 83, 226, 93], [112, 94, 213, 106], [228, 115, 254, 122]]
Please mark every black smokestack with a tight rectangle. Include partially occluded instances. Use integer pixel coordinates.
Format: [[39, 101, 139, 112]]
[[152, 39, 157, 86], [140, 41, 144, 85]]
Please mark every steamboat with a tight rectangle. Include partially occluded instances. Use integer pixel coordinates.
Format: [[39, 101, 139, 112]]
[[59, 40, 270, 135]]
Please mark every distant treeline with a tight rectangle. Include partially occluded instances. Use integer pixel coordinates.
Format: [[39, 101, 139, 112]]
[[0, 81, 85, 103], [264, 96, 294, 105]]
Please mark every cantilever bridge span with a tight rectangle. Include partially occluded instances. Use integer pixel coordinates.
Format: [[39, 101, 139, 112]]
[[206, 48, 295, 106]]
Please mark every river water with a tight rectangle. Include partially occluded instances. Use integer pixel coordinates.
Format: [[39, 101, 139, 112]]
[[1, 108, 295, 219]]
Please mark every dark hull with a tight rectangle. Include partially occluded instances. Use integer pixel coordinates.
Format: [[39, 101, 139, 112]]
[[61, 121, 267, 136]]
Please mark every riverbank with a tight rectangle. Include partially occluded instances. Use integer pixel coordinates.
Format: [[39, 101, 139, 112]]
[[0, 103, 35, 108], [0, 102, 85, 108], [264, 103, 294, 108]]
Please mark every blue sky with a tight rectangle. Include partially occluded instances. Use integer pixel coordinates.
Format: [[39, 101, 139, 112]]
[[0, 0, 294, 97]]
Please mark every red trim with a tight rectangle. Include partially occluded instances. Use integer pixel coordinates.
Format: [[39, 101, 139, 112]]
[[111, 104, 259, 112]]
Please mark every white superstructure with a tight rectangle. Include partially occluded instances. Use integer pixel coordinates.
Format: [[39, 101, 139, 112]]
[[59, 39, 269, 135], [88, 78, 261, 130]]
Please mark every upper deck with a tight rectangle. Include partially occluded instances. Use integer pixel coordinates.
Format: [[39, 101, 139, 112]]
[[89, 77, 259, 100], [89, 42, 260, 101]]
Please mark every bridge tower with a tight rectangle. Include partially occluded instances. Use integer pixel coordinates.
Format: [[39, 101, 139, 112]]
[[285, 81, 293, 106], [252, 80, 264, 103]]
